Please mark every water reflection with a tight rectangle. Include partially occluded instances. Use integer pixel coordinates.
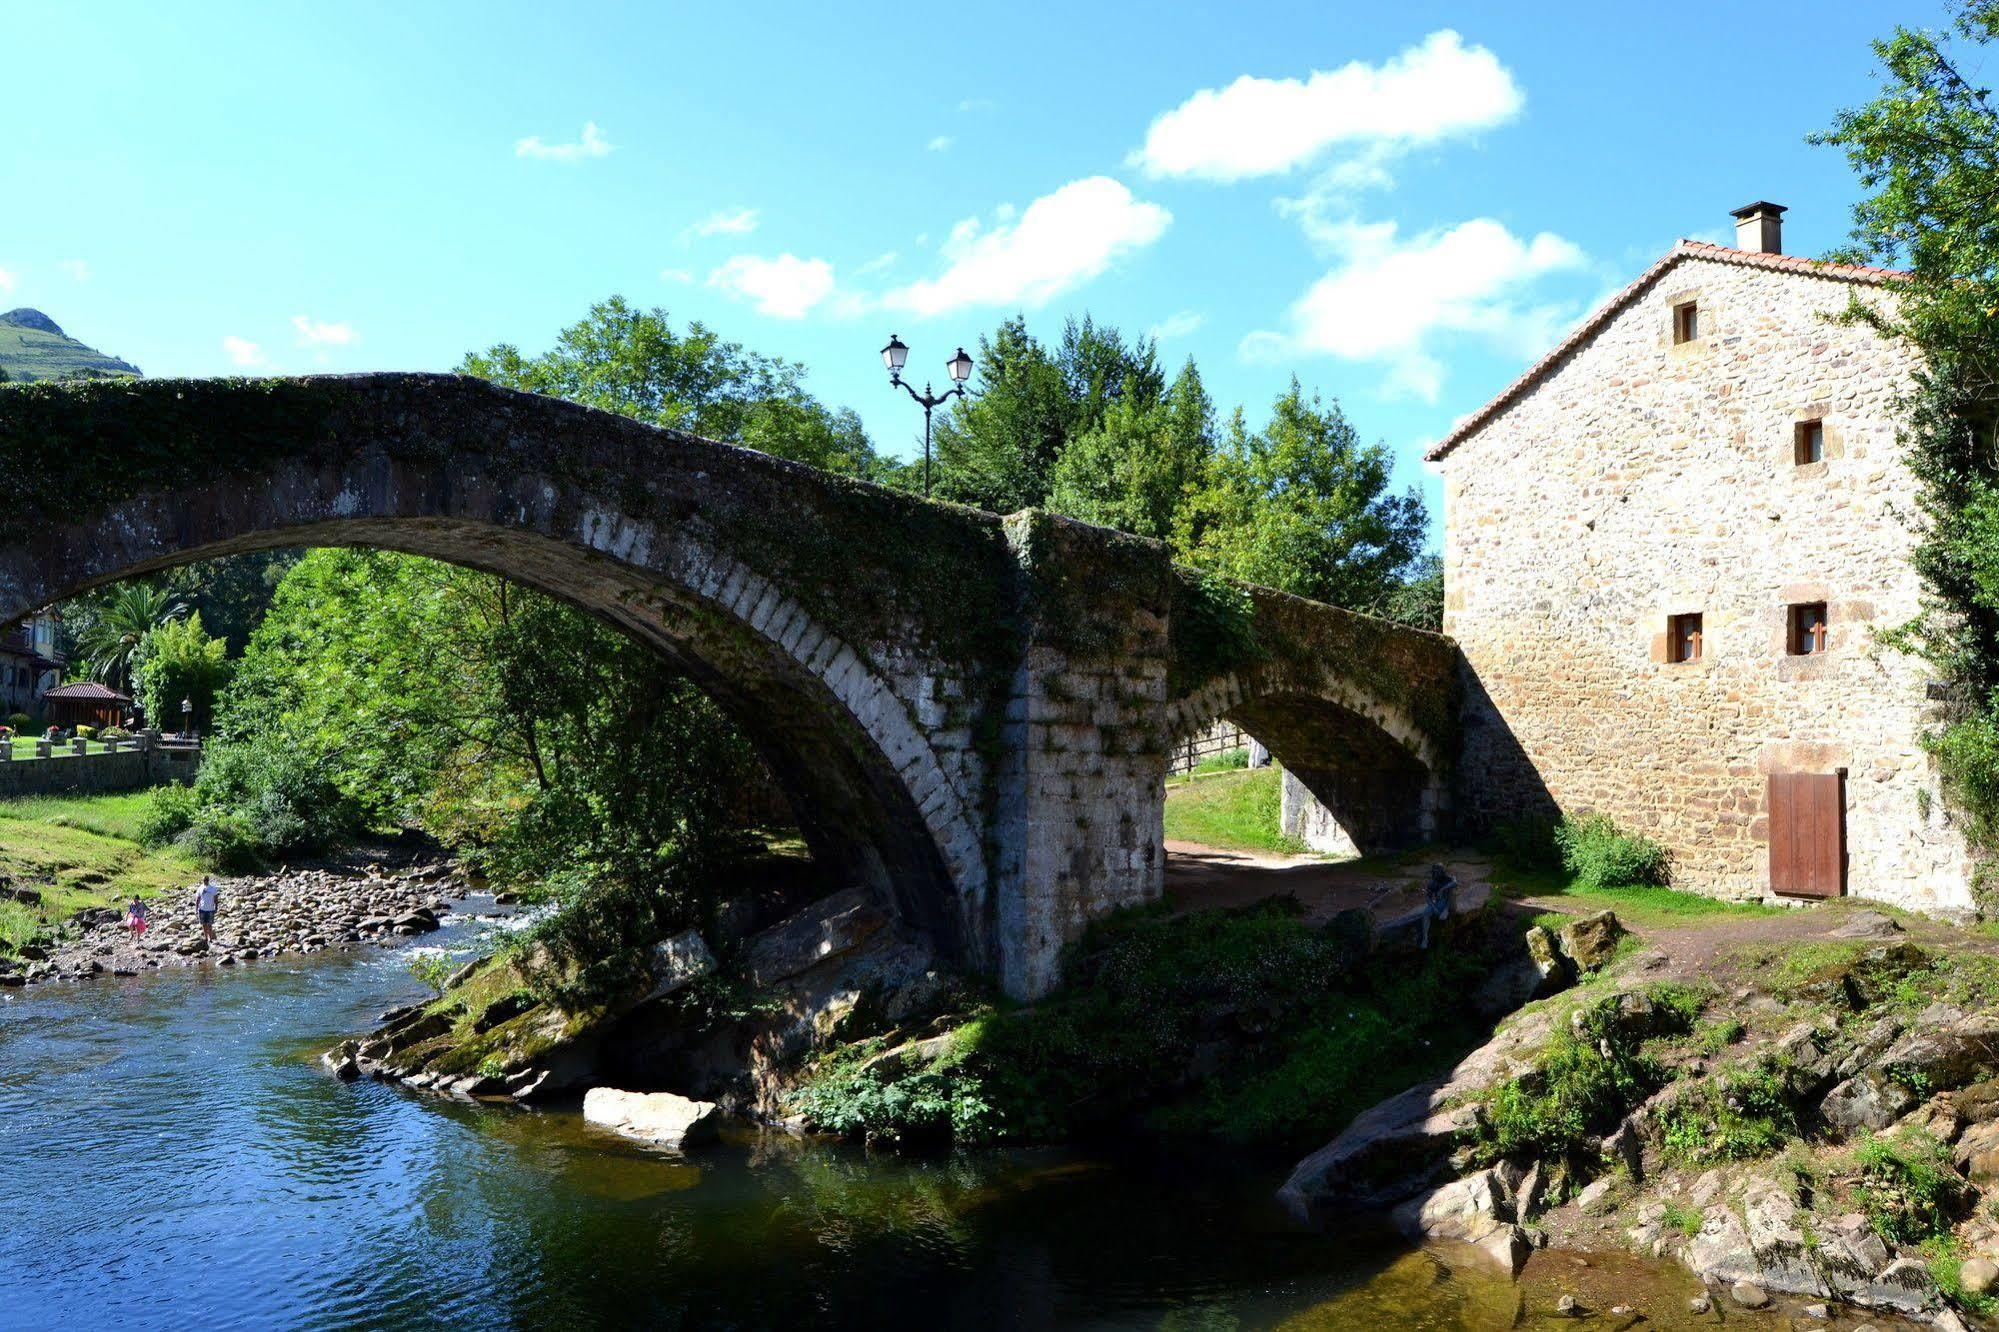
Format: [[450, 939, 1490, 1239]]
[[0, 917, 1817, 1330]]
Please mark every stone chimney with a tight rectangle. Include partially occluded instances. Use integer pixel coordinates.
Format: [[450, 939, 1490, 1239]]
[[1730, 201, 1787, 254]]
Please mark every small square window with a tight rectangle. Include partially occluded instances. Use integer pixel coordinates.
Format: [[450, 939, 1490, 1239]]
[[1673, 301, 1700, 344], [1668, 612, 1704, 664], [1788, 602, 1829, 656], [1795, 420, 1825, 465]]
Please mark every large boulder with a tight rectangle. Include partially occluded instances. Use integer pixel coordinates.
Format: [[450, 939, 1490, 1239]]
[[1557, 911, 1626, 972], [582, 1087, 721, 1149], [1389, 1168, 1513, 1244], [642, 930, 716, 1004], [1279, 1008, 1557, 1218], [746, 888, 887, 987]]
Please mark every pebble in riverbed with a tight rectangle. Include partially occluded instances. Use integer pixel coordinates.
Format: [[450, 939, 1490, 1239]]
[[0, 856, 466, 986]]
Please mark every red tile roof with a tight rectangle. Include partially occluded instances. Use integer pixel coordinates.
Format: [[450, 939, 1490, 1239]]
[[42, 681, 132, 702], [1424, 241, 1907, 463]]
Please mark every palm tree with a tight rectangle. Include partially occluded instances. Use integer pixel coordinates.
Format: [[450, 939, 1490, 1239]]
[[73, 584, 186, 692]]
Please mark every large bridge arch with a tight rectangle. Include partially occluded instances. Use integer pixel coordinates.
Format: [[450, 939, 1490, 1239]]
[[0, 373, 1006, 969]]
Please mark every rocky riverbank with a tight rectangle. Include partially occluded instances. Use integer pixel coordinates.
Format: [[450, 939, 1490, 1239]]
[[1284, 901, 1999, 1328], [0, 847, 466, 986]]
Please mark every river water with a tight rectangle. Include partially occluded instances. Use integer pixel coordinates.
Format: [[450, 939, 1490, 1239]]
[[1, 903, 1738, 1330]]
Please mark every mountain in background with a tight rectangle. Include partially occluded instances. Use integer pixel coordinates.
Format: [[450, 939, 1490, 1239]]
[[0, 308, 141, 382]]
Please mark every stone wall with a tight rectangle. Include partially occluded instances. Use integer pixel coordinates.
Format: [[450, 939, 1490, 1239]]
[[1279, 767, 1360, 857], [1440, 251, 1973, 911], [0, 742, 200, 797]]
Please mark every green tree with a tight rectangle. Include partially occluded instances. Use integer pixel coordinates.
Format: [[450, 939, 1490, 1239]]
[[460, 296, 878, 475], [132, 612, 232, 733], [932, 315, 1163, 512], [1047, 359, 1213, 541], [1181, 380, 1428, 609], [71, 583, 185, 690], [1375, 554, 1445, 632], [1819, 1, 1999, 845]]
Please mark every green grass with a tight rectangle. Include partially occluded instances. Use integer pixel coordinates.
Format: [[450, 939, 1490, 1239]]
[[1494, 864, 1780, 931], [1161, 766, 1306, 855], [0, 790, 199, 957]]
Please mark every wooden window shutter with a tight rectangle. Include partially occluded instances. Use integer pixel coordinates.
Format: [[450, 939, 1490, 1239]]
[[1768, 771, 1845, 898]]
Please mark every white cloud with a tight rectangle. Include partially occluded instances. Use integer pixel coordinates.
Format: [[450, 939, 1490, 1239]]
[[58, 259, 89, 282], [292, 315, 357, 347], [707, 253, 836, 319], [515, 120, 613, 162], [854, 250, 899, 277], [680, 206, 759, 243], [658, 267, 693, 284], [927, 135, 953, 152], [957, 97, 996, 113], [879, 176, 1170, 317], [1244, 216, 1586, 401], [1132, 30, 1522, 182], [0, 267, 13, 294], [221, 335, 265, 367], [1148, 310, 1205, 341]]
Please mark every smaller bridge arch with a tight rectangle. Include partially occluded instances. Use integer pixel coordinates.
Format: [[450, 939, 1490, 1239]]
[[1162, 579, 1458, 857]]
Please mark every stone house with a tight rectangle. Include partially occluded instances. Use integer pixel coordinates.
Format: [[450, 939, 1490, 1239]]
[[1430, 203, 1973, 912], [0, 609, 61, 719]]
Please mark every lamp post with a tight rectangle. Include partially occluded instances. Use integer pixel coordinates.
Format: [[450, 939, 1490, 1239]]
[[880, 334, 974, 498], [181, 696, 194, 741]]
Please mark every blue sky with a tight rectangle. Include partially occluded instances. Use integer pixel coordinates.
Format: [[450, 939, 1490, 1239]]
[[1, 2, 1952, 543]]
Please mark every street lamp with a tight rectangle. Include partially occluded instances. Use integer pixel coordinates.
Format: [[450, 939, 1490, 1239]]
[[181, 696, 194, 741], [880, 334, 974, 497]]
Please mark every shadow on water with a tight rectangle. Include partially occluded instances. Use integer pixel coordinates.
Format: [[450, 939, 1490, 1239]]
[[0, 914, 1753, 1330]]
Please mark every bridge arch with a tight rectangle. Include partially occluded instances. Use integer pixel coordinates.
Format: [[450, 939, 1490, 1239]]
[[0, 373, 1003, 968], [1160, 578, 1458, 857]]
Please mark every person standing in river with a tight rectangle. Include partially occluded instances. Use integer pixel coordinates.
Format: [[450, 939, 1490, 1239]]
[[192, 877, 220, 944]]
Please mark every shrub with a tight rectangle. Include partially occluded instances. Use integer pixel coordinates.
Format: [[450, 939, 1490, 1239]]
[[76, 725, 96, 741], [1555, 813, 1670, 888], [139, 783, 200, 846], [4, 713, 29, 732], [1855, 1130, 1970, 1245], [1658, 1061, 1798, 1165], [174, 810, 255, 870], [1463, 986, 1695, 1169]]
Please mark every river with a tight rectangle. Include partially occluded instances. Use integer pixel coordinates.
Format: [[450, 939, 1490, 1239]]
[[0, 900, 1742, 1329]]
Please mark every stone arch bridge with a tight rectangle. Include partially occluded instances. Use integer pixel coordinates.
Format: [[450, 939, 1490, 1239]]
[[0, 374, 1459, 997]]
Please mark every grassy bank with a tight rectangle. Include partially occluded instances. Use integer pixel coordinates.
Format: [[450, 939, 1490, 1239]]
[[787, 897, 1506, 1153], [0, 791, 199, 954], [1162, 765, 1307, 855], [1491, 865, 1783, 932]]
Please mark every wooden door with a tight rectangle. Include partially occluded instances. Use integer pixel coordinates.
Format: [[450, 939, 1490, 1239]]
[[1768, 771, 1845, 898]]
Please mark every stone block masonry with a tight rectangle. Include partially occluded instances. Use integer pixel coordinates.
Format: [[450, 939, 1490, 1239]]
[[1435, 239, 1973, 912], [0, 372, 1458, 998]]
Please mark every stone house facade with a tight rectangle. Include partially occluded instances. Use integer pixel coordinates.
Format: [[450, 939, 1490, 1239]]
[[1430, 203, 1974, 913]]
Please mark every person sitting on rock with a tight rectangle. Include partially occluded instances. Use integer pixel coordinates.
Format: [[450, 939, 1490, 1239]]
[[1418, 864, 1458, 950], [125, 895, 148, 942]]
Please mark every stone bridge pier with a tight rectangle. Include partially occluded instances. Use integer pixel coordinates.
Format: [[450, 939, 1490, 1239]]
[[0, 373, 1460, 998]]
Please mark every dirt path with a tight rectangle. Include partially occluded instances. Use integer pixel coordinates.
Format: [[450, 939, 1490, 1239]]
[[1163, 841, 1499, 932], [1164, 837, 1994, 986]]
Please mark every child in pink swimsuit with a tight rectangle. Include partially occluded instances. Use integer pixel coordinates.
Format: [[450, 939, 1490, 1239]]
[[126, 896, 148, 939]]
